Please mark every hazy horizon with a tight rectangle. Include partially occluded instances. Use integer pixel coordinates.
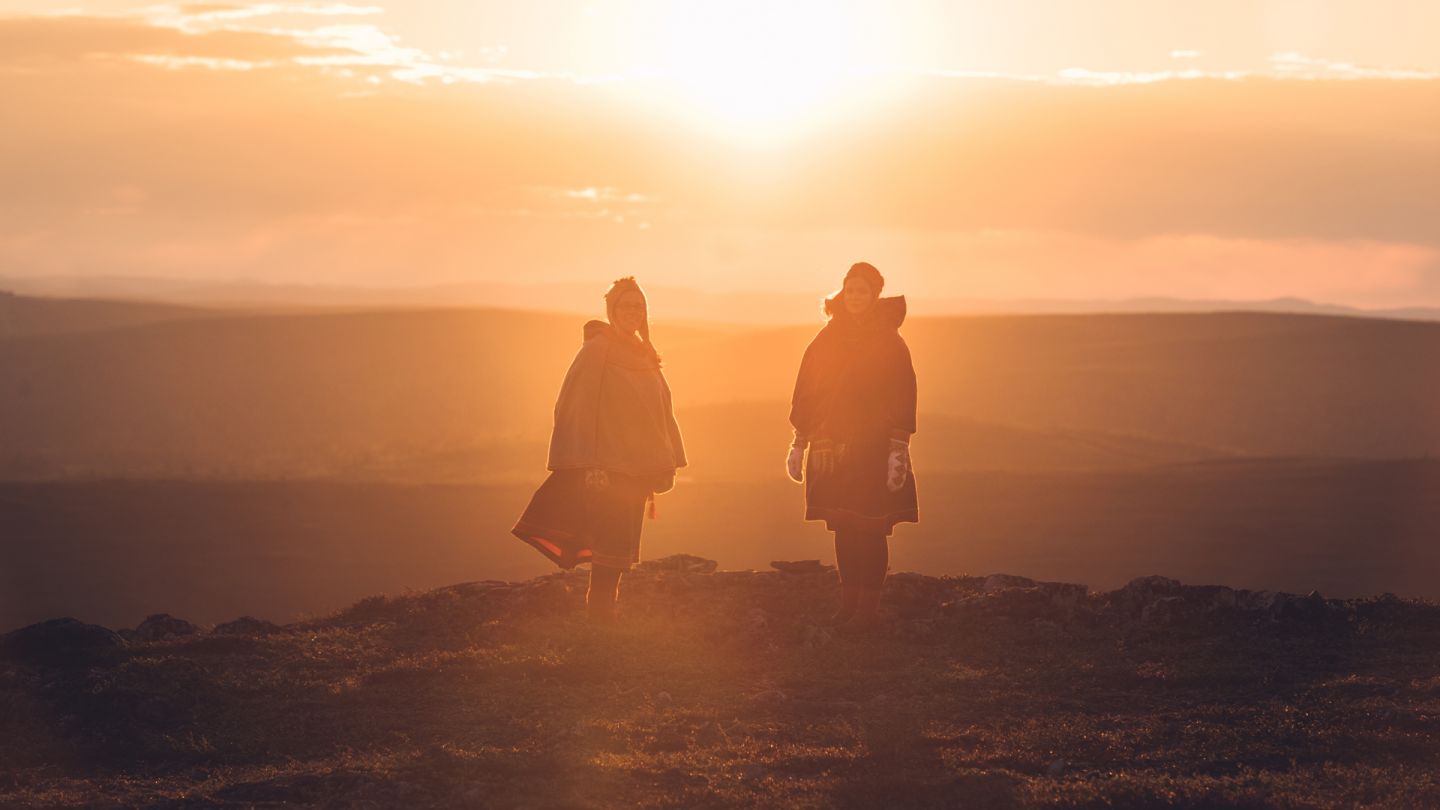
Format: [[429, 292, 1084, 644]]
[[7, 274, 1440, 329]]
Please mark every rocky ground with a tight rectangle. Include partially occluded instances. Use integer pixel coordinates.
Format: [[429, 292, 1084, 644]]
[[3, 555, 1440, 808]]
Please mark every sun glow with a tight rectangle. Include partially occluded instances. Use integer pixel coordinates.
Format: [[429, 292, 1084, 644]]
[[657, 1, 869, 138]]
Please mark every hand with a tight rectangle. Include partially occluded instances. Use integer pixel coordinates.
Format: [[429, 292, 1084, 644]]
[[650, 471, 676, 494], [786, 444, 806, 483], [886, 439, 910, 492]]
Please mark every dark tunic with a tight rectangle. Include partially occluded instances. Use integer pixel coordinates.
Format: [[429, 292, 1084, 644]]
[[789, 296, 918, 535], [513, 469, 649, 570], [512, 321, 686, 571]]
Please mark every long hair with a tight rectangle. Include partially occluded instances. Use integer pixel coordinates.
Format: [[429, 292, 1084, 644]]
[[604, 276, 661, 366]]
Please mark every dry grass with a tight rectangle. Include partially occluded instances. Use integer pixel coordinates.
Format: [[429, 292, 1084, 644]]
[[3, 566, 1440, 808]]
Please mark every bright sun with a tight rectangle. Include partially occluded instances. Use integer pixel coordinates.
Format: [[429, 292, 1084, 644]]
[[658, 2, 867, 138]]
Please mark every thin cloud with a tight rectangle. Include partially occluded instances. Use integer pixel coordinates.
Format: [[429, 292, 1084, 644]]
[[0, 15, 356, 64], [0, 10, 522, 87], [128, 54, 265, 71], [1055, 67, 1248, 85], [1269, 52, 1440, 81], [166, 3, 385, 28]]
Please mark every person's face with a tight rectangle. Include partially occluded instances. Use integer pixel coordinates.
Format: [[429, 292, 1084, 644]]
[[843, 276, 877, 316], [613, 290, 647, 333]]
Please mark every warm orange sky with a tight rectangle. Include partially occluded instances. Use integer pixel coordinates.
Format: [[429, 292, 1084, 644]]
[[2, 1, 1439, 307]]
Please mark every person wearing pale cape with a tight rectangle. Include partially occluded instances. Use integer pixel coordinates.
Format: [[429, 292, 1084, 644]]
[[512, 277, 687, 621]]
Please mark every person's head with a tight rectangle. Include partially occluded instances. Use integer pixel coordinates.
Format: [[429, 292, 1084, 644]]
[[825, 261, 884, 319], [604, 276, 661, 364], [605, 276, 648, 335]]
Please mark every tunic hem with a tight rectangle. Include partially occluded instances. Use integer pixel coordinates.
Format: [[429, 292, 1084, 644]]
[[512, 520, 636, 571], [805, 506, 918, 536]]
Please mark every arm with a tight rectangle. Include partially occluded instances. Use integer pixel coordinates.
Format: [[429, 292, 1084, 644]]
[[889, 337, 917, 443], [546, 336, 609, 471], [788, 331, 830, 444], [787, 331, 830, 481]]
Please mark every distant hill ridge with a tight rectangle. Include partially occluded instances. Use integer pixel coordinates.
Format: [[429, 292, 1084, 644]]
[[4, 279, 1440, 324], [1, 300, 1438, 480], [0, 290, 221, 338]]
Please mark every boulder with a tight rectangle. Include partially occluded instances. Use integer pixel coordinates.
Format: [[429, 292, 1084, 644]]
[[982, 588, 1066, 621], [1113, 576, 1186, 615], [983, 574, 1037, 592], [770, 560, 835, 575], [213, 616, 287, 636], [1040, 582, 1089, 613], [0, 617, 125, 664], [1140, 596, 1187, 625], [636, 554, 718, 574], [132, 613, 199, 642]]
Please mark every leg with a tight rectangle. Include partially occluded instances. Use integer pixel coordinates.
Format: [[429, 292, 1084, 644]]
[[840, 531, 888, 632], [587, 564, 624, 622], [829, 530, 862, 625], [858, 531, 889, 590]]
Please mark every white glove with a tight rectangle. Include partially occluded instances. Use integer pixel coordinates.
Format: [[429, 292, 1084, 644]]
[[886, 439, 910, 492], [786, 442, 806, 483]]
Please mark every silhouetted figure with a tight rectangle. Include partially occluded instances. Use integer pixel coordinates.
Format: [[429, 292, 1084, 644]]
[[788, 262, 917, 631], [512, 277, 687, 621]]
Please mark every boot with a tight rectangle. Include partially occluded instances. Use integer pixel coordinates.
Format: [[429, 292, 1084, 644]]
[[586, 598, 618, 624], [838, 587, 883, 635], [827, 585, 860, 626]]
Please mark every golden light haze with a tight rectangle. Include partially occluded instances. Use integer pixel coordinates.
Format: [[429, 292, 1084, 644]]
[[2, 1, 1439, 309]]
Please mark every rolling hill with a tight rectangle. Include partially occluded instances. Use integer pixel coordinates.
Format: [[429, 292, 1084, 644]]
[[0, 305, 1438, 480], [3, 301, 1439, 631], [0, 290, 220, 339], [4, 459, 1438, 632]]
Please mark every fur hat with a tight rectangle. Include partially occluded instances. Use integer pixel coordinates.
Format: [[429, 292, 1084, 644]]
[[844, 261, 884, 294], [604, 276, 647, 321], [823, 262, 886, 318]]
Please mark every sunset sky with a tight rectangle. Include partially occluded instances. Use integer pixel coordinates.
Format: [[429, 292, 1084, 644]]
[[3, 1, 1438, 308]]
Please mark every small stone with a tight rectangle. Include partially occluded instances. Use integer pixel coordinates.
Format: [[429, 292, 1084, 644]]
[[655, 691, 673, 708]]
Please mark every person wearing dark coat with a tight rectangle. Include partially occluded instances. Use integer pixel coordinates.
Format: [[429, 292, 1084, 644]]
[[512, 277, 687, 621], [787, 262, 918, 631]]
